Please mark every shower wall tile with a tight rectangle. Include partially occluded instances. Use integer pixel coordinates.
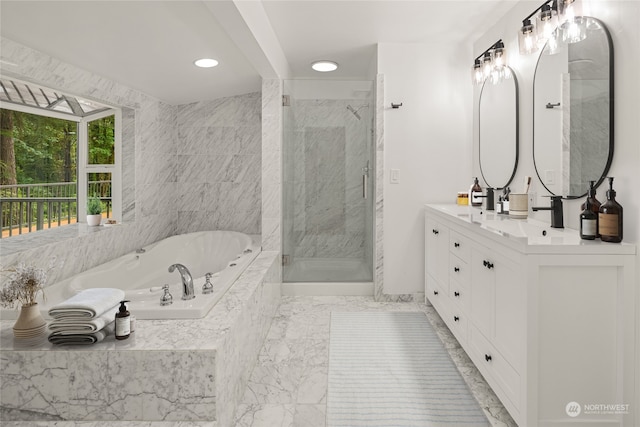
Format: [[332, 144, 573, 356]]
[[175, 93, 262, 235], [286, 97, 370, 260], [262, 79, 283, 251], [0, 37, 176, 284]]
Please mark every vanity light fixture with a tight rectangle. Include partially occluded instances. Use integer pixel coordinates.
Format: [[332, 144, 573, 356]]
[[311, 60, 338, 72], [471, 39, 510, 86], [518, 0, 586, 55], [194, 58, 219, 68]]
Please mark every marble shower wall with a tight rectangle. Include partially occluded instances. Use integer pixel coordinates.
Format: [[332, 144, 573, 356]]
[[261, 79, 283, 252], [285, 98, 371, 260], [175, 93, 262, 235], [0, 37, 177, 284]]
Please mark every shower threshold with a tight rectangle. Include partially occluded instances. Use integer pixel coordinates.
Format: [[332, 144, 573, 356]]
[[284, 257, 372, 282]]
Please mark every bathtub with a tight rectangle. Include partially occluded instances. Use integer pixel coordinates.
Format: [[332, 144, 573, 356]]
[[1, 231, 260, 320]]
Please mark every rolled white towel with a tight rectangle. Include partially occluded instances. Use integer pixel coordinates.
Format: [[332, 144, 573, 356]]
[[48, 322, 114, 345], [48, 304, 118, 334], [48, 288, 125, 319]]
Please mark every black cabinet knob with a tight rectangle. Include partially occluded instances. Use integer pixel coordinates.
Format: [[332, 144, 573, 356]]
[[454, 316, 459, 322], [432, 229, 439, 235], [483, 260, 494, 269], [433, 290, 438, 295], [454, 267, 460, 272], [485, 354, 492, 362], [454, 242, 460, 248], [454, 291, 460, 297]]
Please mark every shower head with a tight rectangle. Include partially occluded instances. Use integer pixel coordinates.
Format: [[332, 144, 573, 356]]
[[346, 104, 361, 120]]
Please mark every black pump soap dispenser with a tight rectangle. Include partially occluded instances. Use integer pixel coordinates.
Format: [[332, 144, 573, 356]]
[[115, 300, 131, 340]]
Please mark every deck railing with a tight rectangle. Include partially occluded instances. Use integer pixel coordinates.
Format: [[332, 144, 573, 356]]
[[0, 181, 111, 238]]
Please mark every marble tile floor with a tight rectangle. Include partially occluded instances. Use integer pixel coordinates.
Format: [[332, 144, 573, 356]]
[[232, 296, 517, 427]]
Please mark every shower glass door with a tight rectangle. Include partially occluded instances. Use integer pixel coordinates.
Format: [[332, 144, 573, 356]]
[[282, 80, 374, 282]]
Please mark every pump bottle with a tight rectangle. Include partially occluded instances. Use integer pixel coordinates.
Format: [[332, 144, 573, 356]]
[[115, 300, 131, 340], [598, 177, 623, 243]]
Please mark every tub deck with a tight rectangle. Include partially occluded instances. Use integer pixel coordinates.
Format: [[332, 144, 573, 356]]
[[0, 251, 281, 425]]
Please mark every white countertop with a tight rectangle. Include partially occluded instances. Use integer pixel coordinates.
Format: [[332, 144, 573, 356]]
[[425, 204, 636, 255]]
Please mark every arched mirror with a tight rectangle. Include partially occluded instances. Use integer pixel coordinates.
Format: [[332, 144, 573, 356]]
[[479, 67, 519, 189], [533, 16, 613, 198]]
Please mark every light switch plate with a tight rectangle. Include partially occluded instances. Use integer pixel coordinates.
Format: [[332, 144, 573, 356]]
[[390, 169, 400, 184]]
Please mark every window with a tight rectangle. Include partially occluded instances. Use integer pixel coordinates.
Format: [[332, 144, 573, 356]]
[[0, 78, 120, 238]]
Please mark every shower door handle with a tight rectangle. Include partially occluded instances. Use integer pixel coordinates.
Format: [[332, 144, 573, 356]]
[[362, 161, 370, 199], [362, 173, 368, 199]]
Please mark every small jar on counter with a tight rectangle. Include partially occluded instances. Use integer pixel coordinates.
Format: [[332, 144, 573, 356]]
[[457, 192, 469, 205]]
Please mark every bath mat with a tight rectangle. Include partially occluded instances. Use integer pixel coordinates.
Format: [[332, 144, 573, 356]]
[[327, 311, 490, 427]]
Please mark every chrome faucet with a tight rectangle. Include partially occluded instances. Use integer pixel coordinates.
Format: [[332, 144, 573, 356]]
[[168, 263, 195, 300]]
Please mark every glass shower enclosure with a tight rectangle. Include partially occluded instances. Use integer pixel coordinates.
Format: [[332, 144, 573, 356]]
[[282, 80, 374, 282]]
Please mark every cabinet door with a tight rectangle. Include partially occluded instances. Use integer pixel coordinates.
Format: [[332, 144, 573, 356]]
[[425, 216, 450, 290], [470, 245, 495, 338], [493, 256, 522, 367]]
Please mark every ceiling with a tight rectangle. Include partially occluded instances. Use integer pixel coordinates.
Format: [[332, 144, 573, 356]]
[[0, 1, 512, 105]]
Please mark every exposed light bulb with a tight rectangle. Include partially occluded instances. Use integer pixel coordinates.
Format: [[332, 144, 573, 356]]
[[519, 19, 539, 55], [563, 17, 586, 43], [472, 59, 484, 85], [482, 53, 493, 79]]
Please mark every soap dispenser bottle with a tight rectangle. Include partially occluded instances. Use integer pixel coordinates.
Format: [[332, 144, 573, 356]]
[[580, 198, 598, 240], [115, 300, 131, 340], [503, 187, 511, 213], [598, 177, 623, 243], [581, 180, 601, 238], [470, 177, 483, 207]]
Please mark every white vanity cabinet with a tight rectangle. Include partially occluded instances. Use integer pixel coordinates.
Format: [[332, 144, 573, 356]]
[[424, 204, 636, 427]]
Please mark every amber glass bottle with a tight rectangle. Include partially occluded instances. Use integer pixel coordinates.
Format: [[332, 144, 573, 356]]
[[470, 177, 483, 207], [598, 177, 623, 243], [581, 180, 601, 237], [580, 198, 597, 240]]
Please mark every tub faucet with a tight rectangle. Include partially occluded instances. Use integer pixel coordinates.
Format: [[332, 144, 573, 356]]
[[168, 263, 195, 300]]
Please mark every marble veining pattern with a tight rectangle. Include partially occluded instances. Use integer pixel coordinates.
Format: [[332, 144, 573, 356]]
[[261, 79, 283, 252], [1, 251, 281, 424], [175, 93, 262, 235], [232, 296, 517, 427], [283, 97, 370, 264]]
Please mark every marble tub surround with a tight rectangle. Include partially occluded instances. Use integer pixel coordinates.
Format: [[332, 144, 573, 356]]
[[175, 92, 262, 235], [0, 251, 281, 424], [233, 296, 516, 427]]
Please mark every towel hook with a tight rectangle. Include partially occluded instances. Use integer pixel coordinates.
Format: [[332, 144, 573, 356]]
[[391, 102, 403, 109]]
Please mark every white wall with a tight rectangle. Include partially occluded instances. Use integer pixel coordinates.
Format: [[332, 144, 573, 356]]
[[473, 0, 639, 242], [377, 43, 473, 295], [473, 0, 640, 416]]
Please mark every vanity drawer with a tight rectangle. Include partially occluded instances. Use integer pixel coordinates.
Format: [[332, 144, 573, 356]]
[[450, 279, 470, 312], [449, 254, 470, 287], [468, 324, 521, 412], [426, 274, 447, 312], [450, 230, 471, 263], [447, 309, 467, 344]]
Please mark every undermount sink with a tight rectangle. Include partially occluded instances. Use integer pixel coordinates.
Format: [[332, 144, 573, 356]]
[[481, 218, 564, 239]]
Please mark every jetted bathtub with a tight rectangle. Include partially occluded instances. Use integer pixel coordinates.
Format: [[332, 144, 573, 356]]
[[2, 231, 260, 320]]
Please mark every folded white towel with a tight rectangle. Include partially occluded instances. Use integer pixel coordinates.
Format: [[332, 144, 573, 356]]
[[48, 304, 118, 334], [48, 288, 125, 319], [48, 322, 114, 345]]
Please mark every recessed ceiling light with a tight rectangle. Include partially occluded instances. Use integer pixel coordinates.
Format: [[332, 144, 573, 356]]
[[311, 60, 338, 72], [194, 58, 219, 68]]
